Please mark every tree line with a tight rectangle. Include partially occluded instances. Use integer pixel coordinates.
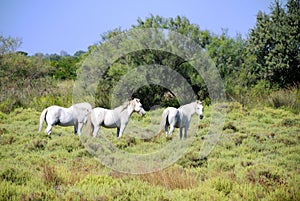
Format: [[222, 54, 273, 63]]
[[0, 0, 299, 113]]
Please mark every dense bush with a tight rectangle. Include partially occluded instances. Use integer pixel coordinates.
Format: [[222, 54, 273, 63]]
[[268, 86, 300, 114], [0, 52, 74, 113]]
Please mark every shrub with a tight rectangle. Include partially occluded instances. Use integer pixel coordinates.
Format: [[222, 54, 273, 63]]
[[223, 122, 238, 132], [0, 181, 19, 200], [28, 139, 48, 151], [0, 53, 74, 113], [268, 87, 300, 114], [139, 166, 198, 190], [211, 177, 233, 196], [42, 163, 62, 187], [0, 167, 29, 185], [281, 118, 298, 127]]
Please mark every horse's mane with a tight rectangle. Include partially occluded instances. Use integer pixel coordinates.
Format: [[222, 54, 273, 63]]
[[121, 101, 130, 110], [180, 100, 202, 109], [113, 100, 132, 112], [114, 99, 140, 112]]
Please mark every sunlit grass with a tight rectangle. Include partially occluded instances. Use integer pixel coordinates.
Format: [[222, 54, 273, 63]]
[[0, 103, 299, 200]]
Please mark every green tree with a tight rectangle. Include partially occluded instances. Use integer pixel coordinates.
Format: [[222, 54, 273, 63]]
[[74, 50, 86, 57], [49, 54, 79, 80], [82, 15, 249, 108], [247, 0, 300, 87], [91, 15, 211, 108]]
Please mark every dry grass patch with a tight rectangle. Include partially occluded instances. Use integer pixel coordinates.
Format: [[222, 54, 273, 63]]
[[139, 166, 198, 190], [42, 163, 62, 187]]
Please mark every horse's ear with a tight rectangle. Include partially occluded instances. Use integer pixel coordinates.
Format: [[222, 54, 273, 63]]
[[130, 99, 135, 107], [196, 100, 203, 105]]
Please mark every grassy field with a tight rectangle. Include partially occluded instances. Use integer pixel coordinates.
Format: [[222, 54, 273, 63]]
[[0, 102, 299, 200]]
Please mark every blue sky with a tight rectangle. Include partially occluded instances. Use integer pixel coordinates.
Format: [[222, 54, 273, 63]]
[[0, 0, 274, 55]]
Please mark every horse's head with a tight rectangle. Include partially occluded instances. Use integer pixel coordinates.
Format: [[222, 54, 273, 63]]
[[196, 100, 204, 119], [131, 98, 146, 116]]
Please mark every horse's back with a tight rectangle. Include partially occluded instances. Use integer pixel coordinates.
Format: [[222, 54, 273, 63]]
[[42, 105, 69, 126], [91, 107, 116, 127], [47, 105, 63, 111], [91, 107, 106, 121], [46, 105, 65, 117], [73, 102, 92, 110], [72, 102, 93, 123], [165, 107, 178, 116]]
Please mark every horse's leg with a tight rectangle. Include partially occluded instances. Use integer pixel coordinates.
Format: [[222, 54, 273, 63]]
[[45, 124, 52, 135], [165, 124, 169, 136], [179, 127, 183, 139], [77, 123, 83, 136], [169, 124, 175, 136], [73, 121, 78, 135], [165, 118, 169, 136], [116, 127, 120, 138], [184, 123, 189, 139], [93, 125, 100, 137], [118, 125, 126, 138]]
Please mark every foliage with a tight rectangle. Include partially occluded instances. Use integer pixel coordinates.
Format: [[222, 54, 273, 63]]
[[88, 16, 220, 108], [49, 54, 80, 80], [1, 0, 299, 112], [268, 86, 300, 113], [0, 52, 53, 112], [0, 35, 22, 54], [0, 51, 73, 113], [247, 0, 300, 87], [0, 36, 79, 113]]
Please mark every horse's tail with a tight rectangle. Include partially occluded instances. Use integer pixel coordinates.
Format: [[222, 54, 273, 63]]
[[159, 109, 169, 131], [38, 108, 48, 132], [86, 111, 94, 136]]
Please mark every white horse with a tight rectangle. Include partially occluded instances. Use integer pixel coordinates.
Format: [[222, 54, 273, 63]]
[[88, 98, 146, 138], [38, 102, 92, 135], [159, 100, 204, 139]]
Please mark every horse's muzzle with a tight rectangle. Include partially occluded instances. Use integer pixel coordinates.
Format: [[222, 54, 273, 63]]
[[139, 108, 146, 116], [199, 115, 204, 119]]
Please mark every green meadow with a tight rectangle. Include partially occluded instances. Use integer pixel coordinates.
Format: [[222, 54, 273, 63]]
[[1, 1, 299, 199], [0, 102, 299, 200]]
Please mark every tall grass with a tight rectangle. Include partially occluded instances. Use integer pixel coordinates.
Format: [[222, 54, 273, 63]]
[[268, 86, 300, 114], [228, 80, 300, 114]]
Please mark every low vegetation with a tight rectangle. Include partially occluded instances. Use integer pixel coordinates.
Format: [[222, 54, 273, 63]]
[[0, 102, 299, 200]]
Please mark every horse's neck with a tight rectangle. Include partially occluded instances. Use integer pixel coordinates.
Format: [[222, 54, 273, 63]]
[[124, 105, 134, 116], [113, 106, 124, 115], [181, 102, 196, 117], [114, 105, 134, 116]]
